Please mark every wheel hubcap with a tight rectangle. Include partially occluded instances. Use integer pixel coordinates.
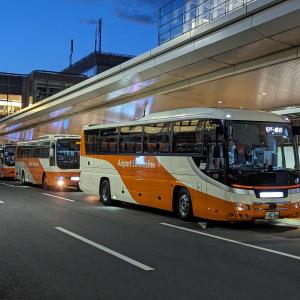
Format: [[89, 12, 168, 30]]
[[102, 186, 108, 202], [179, 194, 190, 217]]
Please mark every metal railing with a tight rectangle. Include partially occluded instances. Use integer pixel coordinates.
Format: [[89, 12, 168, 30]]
[[158, 0, 257, 44]]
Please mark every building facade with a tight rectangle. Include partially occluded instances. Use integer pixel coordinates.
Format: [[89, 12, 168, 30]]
[[0, 51, 134, 118], [0, 72, 25, 118], [158, 0, 257, 44], [63, 51, 134, 77], [23, 71, 86, 107], [0, 71, 86, 118]]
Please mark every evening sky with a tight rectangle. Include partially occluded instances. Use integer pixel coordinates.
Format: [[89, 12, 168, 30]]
[[0, 0, 167, 74]]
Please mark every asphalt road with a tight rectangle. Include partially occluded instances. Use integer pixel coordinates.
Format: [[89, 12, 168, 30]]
[[1, 180, 300, 300]]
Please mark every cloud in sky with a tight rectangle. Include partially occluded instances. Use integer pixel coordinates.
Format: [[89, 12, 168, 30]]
[[75, 0, 169, 26], [116, 0, 168, 25], [116, 9, 157, 25]]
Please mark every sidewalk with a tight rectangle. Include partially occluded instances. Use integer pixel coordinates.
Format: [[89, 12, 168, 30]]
[[273, 218, 300, 228]]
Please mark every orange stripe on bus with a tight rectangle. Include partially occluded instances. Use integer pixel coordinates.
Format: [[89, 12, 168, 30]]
[[232, 183, 300, 190]]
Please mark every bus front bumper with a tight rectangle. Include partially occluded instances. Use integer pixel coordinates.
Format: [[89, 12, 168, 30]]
[[227, 202, 300, 221], [54, 176, 80, 188], [0, 168, 15, 178]]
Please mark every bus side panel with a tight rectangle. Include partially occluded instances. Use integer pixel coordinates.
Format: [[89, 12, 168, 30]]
[[118, 168, 150, 206], [15, 161, 22, 181], [206, 181, 226, 220], [18, 158, 45, 184], [80, 156, 138, 204], [114, 171, 133, 203], [16, 159, 33, 183], [79, 170, 94, 195], [80, 156, 101, 195], [149, 169, 173, 211], [157, 156, 207, 215]]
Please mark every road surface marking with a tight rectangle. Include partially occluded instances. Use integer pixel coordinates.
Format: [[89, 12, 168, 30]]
[[55, 227, 154, 271], [42, 193, 75, 202], [0, 200, 5, 204], [161, 223, 300, 261], [0, 183, 29, 188]]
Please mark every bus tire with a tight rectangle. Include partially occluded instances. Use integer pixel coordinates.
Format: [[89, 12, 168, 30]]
[[21, 171, 27, 186], [42, 173, 48, 190], [100, 179, 112, 206], [176, 188, 193, 220]]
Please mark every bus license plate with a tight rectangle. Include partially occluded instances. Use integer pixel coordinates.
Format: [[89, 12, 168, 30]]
[[265, 211, 279, 220]]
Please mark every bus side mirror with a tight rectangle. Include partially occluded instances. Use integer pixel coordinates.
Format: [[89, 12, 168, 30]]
[[292, 126, 300, 136], [50, 148, 54, 157]]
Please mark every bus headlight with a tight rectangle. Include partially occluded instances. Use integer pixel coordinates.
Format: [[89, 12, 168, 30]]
[[56, 176, 65, 186], [293, 201, 300, 209], [235, 203, 250, 211]]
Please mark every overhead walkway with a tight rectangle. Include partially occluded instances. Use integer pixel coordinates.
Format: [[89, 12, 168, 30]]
[[1, 0, 300, 141]]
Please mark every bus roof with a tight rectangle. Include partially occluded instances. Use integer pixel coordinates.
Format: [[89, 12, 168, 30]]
[[17, 134, 81, 145], [83, 108, 289, 130]]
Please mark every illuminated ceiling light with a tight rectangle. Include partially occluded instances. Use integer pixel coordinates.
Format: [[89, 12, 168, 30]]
[[217, 100, 223, 104], [239, 106, 244, 109], [261, 92, 267, 95], [226, 114, 231, 118]]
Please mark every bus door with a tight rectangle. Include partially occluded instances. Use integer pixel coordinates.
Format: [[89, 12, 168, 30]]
[[204, 120, 226, 220], [292, 125, 300, 160], [49, 141, 56, 167]]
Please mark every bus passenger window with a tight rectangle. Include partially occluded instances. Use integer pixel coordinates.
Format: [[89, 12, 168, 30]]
[[100, 128, 118, 153], [144, 123, 171, 154], [85, 129, 100, 154], [120, 126, 143, 153], [173, 120, 204, 154]]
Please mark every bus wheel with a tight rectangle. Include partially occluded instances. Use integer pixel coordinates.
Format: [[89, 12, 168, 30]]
[[21, 171, 27, 186], [100, 179, 112, 206], [42, 173, 48, 190], [177, 188, 193, 220]]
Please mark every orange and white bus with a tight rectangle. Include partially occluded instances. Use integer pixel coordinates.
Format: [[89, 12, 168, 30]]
[[0, 144, 16, 178], [79, 108, 300, 222], [16, 135, 80, 189]]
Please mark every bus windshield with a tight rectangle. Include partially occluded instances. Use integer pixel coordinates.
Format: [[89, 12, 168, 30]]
[[56, 139, 80, 169], [5, 146, 16, 167], [227, 122, 298, 171]]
